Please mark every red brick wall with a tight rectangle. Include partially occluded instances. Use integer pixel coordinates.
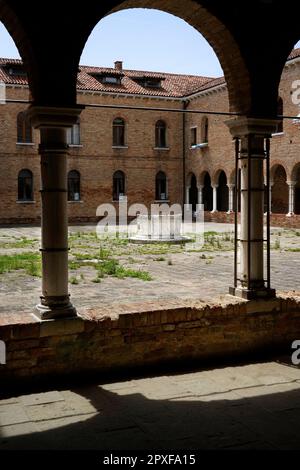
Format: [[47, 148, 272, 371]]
[[0, 296, 300, 387], [0, 59, 300, 226]]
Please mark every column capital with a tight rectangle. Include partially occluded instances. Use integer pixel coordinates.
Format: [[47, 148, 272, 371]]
[[27, 105, 84, 129], [225, 117, 278, 138], [227, 184, 235, 189], [287, 180, 297, 187]]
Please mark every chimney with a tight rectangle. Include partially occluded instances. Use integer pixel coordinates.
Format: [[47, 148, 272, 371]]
[[114, 61, 123, 71]]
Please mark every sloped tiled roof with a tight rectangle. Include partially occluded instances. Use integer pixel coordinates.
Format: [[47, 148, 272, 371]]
[[77, 65, 214, 97], [0, 47, 300, 98]]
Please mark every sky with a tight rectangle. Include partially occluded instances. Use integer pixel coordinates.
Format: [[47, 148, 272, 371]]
[[0, 8, 299, 78]]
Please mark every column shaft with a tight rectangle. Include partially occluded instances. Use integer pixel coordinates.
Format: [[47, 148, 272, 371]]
[[287, 181, 296, 216], [239, 135, 264, 289], [37, 128, 76, 319], [226, 117, 277, 300], [227, 185, 235, 213], [185, 186, 190, 206], [212, 186, 218, 213]]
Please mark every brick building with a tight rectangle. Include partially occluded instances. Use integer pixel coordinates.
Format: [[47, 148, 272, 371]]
[[0, 49, 300, 227]]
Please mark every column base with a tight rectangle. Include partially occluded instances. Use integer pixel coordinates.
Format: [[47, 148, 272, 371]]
[[35, 296, 77, 320], [287, 212, 295, 218], [229, 286, 276, 301]]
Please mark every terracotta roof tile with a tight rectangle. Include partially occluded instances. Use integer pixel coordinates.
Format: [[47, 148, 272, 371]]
[[77, 65, 214, 97], [0, 47, 299, 98]]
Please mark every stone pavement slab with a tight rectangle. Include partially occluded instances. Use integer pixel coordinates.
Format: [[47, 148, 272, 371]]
[[1, 361, 300, 449]]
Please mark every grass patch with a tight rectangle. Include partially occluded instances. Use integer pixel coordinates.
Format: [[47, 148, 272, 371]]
[[273, 239, 281, 250], [0, 252, 41, 277], [95, 258, 152, 281], [0, 238, 38, 249], [70, 276, 79, 285]]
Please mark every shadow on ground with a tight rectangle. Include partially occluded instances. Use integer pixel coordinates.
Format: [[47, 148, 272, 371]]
[[1, 358, 300, 450]]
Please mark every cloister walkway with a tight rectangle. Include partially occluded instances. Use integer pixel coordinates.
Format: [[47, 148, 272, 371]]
[[1, 359, 300, 450]]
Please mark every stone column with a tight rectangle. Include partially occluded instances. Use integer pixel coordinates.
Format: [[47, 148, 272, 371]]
[[287, 181, 296, 217], [198, 185, 204, 206], [264, 178, 273, 215], [27, 106, 82, 320], [185, 186, 190, 206], [227, 184, 235, 213], [211, 185, 218, 213], [226, 117, 277, 300]]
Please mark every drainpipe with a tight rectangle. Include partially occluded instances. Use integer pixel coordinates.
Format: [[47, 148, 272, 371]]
[[182, 100, 190, 210]]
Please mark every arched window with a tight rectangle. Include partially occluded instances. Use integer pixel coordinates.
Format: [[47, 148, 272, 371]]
[[201, 116, 209, 144], [17, 111, 32, 143], [67, 120, 80, 145], [156, 171, 168, 201], [155, 120, 167, 148], [113, 171, 125, 201], [113, 118, 125, 147], [68, 170, 81, 201], [277, 97, 283, 133], [18, 169, 33, 201]]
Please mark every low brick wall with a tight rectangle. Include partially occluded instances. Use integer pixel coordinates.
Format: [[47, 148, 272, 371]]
[[204, 212, 300, 228], [1, 294, 300, 387]]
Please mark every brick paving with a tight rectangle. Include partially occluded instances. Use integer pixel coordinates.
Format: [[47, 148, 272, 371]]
[[0, 223, 299, 314], [1, 360, 300, 449]]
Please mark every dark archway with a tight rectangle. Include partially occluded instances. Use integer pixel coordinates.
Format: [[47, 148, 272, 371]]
[[217, 171, 228, 212], [271, 165, 289, 214], [203, 172, 213, 212], [189, 173, 198, 212], [293, 165, 300, 215], [113, 170, 126, 201], [18, 169, 33, 202], [68, 170, 81, 202], [155, 171, 167, 201]]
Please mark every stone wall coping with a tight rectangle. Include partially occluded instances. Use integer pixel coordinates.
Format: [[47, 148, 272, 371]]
[[0, 293, 299, 332]]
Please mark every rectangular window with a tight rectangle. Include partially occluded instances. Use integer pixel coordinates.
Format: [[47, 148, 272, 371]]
[[156, 126, 167, 148], [191, 127, 197, 147], [67, 123, 80, 145], [113, 124, 125, 146], [103, 76, 121, 84]]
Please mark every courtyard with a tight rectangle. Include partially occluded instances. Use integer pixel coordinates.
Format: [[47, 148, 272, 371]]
[[0, 222, 299, 315]]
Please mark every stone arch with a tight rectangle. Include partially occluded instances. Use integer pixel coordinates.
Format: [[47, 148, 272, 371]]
[[271, 164, 289, 214], [77, 0, 253, 114], [270, 161, 289, 183], [186, 172, 197, 187], [0, 1, 37, 98], [198, 170, 211, 187], [212, 169, 228, 187]]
